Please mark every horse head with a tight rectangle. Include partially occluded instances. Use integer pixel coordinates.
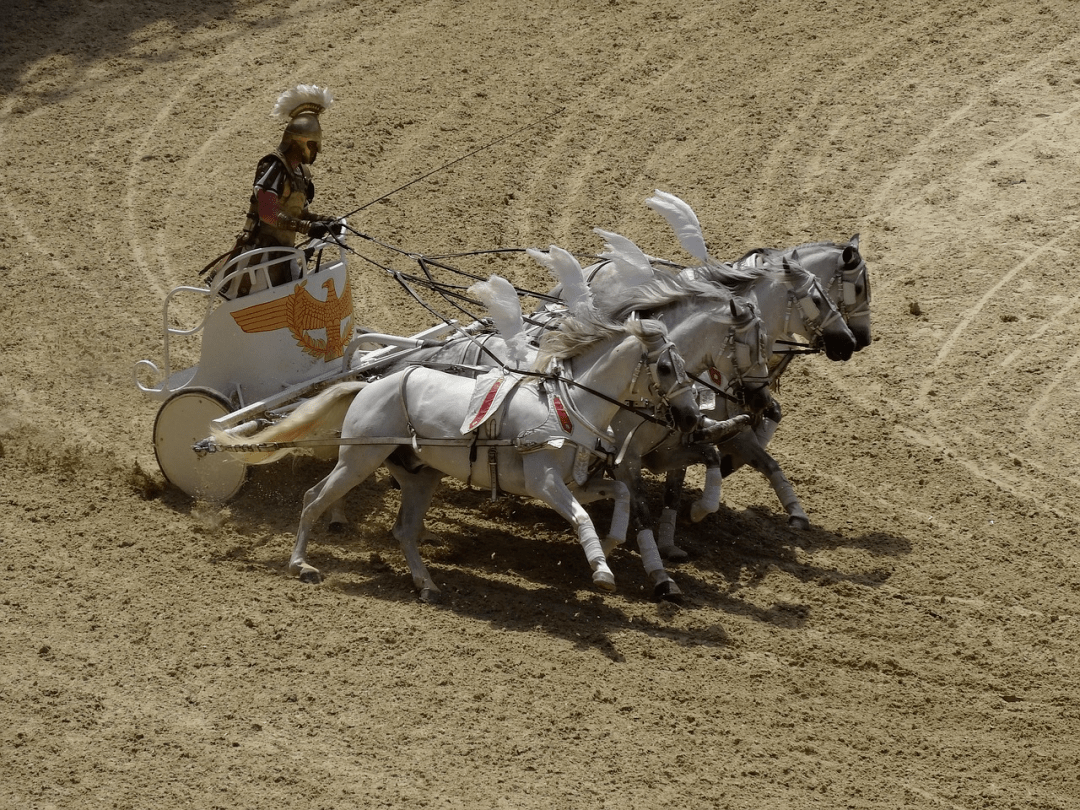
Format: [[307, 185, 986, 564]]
[[625, 316, 701, 434], [723, 297, 774, 414], [779, 254, 857, 362], [837, 235, 872, 350]]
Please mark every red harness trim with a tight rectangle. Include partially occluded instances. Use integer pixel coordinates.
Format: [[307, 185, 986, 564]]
[[553, 395, 574, 433], [468, 376, 505, 431]]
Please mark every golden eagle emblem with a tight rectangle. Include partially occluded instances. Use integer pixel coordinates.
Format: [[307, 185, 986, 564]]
[[230, 276, 354, 361]]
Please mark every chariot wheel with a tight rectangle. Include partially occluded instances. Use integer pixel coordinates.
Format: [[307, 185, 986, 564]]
[[153, 388, 248, 502]]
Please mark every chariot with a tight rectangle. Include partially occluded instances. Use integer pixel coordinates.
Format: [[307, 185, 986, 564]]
[[133, 229, 459, 502]]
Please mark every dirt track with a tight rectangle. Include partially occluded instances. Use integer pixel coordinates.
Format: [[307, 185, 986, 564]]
[[3, 1, 1080, 808]]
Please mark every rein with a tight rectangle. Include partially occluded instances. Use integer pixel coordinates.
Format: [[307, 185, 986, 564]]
[[338, 107, 565, 219]]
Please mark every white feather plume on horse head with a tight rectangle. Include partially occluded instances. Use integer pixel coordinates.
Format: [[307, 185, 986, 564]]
[[467, 275, 530, 365], [527, 245, 594, 317], [593, 228, 655, 288], [271, 84, 335, 122], [646, 190, 710, 264]]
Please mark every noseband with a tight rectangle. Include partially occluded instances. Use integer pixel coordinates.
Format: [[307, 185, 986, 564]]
[[783, 271, 846, 343], [831, 258, 871, 321], [627, 337, 695, 415]]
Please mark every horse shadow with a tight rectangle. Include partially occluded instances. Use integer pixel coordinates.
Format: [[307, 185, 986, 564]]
[[186, 459, 912, 656]]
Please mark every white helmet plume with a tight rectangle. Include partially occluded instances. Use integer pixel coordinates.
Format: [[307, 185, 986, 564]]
[[527, 245, 593, 317], [467, 275, 531, 365], [593, 228, 655, 287], [646, 189, 710, 264], [271, 84, 335, 122]]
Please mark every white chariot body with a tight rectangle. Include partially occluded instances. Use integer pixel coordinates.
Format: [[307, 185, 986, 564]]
[[134, 232, 457, 501]]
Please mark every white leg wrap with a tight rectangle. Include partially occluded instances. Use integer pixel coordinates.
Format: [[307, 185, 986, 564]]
[[691, 467, 723, 522], [658, 507, 678, 549], [580, 526, 605, 566], [656, 507, 687, 560], [635, 529, 664, 575], [608, 497, 630, 544]]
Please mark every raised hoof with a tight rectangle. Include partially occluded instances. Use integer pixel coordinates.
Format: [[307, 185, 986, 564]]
[[694, 413, 752, 444], [297, 565, 323, 584], [327, 521, 348, 535], [788, 516, 810, 531], [592, 569, 617, 592], [601, 535, 624, 557], [653, 579, 684, 603], [658, 545, 689, 562], [689, 503, 714, 524]]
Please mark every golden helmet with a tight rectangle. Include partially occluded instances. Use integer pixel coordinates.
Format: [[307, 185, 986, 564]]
[[271, 84, 334, 164]]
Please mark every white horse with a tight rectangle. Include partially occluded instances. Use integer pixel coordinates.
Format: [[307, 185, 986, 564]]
[[654, 240, 870, 544], [217, 310, 701, 601], [596, 278, 773, 567], [362, 255, 780, 592], [732, 235, 871, 351], [344, 237, 856, 561], [593, 260, 845, 554], [574, 193, 869, 549]]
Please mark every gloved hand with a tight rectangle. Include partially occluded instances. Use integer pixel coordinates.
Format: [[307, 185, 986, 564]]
[[308, 221, 331, 239]]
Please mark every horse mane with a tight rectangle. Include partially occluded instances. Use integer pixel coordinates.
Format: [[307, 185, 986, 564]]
[[531, 310, 669, 372], [693, 259, 770, 292], [744, 238, 861, 268], [602, 272, 734, 323]]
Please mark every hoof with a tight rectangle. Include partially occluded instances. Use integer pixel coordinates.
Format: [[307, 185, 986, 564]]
[[653, 578, 683, 603], [297, 565, 323, 584], [328, 521, 348, 535], [658, 544, 689, 562], [592, 569, 617, 592], [418, 586, 441, 604], [695, 413, 752, 444], [788, 516, 810, 531], [689, 503, 714, 523]]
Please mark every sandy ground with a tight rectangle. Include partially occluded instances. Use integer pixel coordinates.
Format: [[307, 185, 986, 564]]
[[3, 1, 1080, 808]]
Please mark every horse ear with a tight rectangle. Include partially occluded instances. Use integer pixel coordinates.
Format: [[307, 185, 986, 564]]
[[849, 233, 860, 250]]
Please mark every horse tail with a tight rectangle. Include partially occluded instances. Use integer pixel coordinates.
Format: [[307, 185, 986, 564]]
[[210, 381, 368, 465]]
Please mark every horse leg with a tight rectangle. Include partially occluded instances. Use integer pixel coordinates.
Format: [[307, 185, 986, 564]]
[[327, 498, 349, 532], [523, 456, 615, 592], [754, 452, 810, 530], [731, 437, 810, 530], [573, 476, 630, 556], [610, 450, 660, 555], [386, 462, 446, 603], [593, 459, 682, 601], [658, 468, 688, 561], [689, 446, 724, 523], [289, 447, 386, 583]]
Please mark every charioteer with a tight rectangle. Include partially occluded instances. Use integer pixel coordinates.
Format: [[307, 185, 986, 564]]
[[205, 83, 342, 297]]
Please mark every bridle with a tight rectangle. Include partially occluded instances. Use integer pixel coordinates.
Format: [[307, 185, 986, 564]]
[[624, 335, 696, 417], [830, 256, 872, 322], [780, 268, 848, 344]]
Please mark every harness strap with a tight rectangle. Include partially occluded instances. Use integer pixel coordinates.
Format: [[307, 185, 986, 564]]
[[197, 435, 520, 455], [486, 419, 500, 501], [398, 366, 422, 450]]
